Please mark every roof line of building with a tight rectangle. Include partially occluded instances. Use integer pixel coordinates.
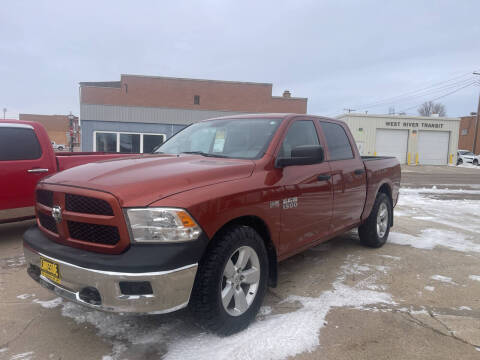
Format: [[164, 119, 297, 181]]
[[337, 113, 460, 121], [119, 74, 274, 87], [272, 95, 308, 101]]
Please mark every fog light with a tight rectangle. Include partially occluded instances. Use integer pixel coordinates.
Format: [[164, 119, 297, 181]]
[[79, 287, 102, 305], [119, 281, 153, 296]]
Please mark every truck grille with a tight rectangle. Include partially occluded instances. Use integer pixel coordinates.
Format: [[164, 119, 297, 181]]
[[35, 185, 130, 254], [36, 190, 53, 207], [65, 194, 114, 216], [38, 212, 57, 233], [68, 221, 120, 245]]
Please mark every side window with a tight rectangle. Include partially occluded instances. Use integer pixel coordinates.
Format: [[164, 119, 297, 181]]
[[279, 120, 319, 158], [96, 132, 117, 152], [0, 127, 42, 161], [320, 122, 354, 160]]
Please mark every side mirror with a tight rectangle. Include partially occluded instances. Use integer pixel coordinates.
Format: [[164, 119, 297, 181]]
[[276, 145, 325, 167]]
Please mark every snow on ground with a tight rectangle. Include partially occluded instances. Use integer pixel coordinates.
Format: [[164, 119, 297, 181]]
[[9, 352, 34, 360], [469, 275, 480, 282], [57, 257, 394, 360], [389, 229, 480, 253], [33, 297, 63, 309], [424, 286, 435, 292], [430, 275, 456, 285], [396, 187, 480, 234]]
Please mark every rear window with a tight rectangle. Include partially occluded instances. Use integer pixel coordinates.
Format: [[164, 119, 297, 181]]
[[320, 122, 354, 161], [0, 127, 42, 161]]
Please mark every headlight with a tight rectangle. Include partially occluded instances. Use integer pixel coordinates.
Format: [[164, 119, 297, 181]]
[[126, 208, 202, 243]]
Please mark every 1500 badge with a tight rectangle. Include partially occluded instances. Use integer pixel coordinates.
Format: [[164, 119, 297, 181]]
[[282, 197, 298, 209]]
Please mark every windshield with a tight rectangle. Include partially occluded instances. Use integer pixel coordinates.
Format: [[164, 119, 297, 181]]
[[156, 118, 281, 159], [460, 151, 474, 156]]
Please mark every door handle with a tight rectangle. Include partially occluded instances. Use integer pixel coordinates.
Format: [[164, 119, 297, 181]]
[[27, 168, 49, 173], [317, 174, 331, 181], [354, 168, 365, 175]]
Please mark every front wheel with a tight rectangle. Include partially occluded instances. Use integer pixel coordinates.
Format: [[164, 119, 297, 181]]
[[474, 159, 479, 166], [457, 158, 463, 166], [358, 193, 392, 248], [189, 225, 268, 335]]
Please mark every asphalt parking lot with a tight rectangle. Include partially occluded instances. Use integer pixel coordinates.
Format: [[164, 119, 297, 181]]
[[1, 165, 479, 360]]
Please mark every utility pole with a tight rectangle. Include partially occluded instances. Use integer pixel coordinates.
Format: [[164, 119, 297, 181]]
[[2, 108, 6, 120], [343, 108, 356, 113], [473, 72, 480, 154]]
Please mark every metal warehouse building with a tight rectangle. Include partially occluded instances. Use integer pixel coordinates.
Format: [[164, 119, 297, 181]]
[[80, 74, 307, 153], [337, 113, 460, 165]]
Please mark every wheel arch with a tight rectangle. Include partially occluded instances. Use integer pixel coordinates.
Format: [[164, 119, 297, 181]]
[[207, 215, 278, 288]]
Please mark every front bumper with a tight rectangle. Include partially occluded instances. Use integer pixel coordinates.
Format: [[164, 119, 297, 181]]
[[24, 245, 198, 314]]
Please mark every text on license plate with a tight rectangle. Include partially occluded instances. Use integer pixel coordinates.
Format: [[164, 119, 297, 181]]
[[40, 258, 61, 284]]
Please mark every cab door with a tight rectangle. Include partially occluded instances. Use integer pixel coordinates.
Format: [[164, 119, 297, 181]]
[[277, 119, 333, 255], [318, 121, 367, 233], [0, 124, 55, 216]]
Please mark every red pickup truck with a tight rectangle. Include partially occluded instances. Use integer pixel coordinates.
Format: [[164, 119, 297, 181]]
[[23, 114, 400, 335], [0, 120, 136, 223]]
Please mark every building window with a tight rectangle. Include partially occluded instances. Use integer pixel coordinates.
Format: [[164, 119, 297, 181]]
[[461, 129, 468, 136], [194, 95, 200, 105], [94, 132, 166, 153]]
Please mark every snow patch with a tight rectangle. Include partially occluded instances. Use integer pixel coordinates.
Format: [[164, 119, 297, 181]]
[[424, 286, 435, 292], [469, 275, 480, 282], [166, 283, 393, 360], [16, 294, 35, 300], [9, 352, 34, 360], [34, 297, 63, 308], [0, 347, 7, 353], [430, 275, 456, 285], [389, 229, 480, 253], [459, 306, 472, 311]]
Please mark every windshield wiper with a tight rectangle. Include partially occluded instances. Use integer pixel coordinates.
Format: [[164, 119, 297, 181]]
[[180, 151, 230, 158]]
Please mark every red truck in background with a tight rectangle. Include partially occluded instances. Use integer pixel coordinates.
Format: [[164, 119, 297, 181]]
[[0, 120, 136, 223], [23, 114, 401, 335]]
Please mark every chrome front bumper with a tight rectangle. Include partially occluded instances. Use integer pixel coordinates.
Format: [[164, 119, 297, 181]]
[[24, 245, 198, 314]]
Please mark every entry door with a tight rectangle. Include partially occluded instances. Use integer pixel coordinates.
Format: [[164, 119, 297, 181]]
[[278, 120, 333, 255], [375, 129, 408, 164], [418, 131, 450, 165]]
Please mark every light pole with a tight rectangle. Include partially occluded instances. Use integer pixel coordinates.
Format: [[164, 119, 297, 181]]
[[68, 112, 75, 152], [473, 72, 480, 154], [2, 108, 6, 120]]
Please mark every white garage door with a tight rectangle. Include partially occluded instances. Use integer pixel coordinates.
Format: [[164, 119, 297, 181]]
[[418, 131, 450, 165], [375, 129, 408, 164]]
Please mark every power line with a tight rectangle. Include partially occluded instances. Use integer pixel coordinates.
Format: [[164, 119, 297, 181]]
[[354, 77, 475, 110], [399, 81, 478, 113]]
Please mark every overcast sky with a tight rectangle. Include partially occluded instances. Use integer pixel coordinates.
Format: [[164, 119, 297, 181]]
[[1, 0, 479, 119]]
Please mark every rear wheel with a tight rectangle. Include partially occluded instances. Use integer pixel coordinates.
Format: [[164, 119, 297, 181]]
[[189, 225, 268, 335], [358, 193, 392, 248]]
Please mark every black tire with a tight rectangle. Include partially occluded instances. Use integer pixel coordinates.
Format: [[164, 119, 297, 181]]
[[358, 193, 392, 248], [457, 158, 463, 165], [474, 159, 479, 166], [189, 225, 269, 335], [58, 146, 64, 151]]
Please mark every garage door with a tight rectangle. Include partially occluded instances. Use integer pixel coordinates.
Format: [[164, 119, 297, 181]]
[[418, 131, 450, 165], [375, 129, 408, 164]]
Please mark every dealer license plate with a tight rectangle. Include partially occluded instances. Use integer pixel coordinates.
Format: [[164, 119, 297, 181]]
[[40, 257, 61, 284]]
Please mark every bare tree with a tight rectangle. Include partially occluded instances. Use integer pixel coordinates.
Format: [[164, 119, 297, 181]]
[[418, 101, 446, 117]]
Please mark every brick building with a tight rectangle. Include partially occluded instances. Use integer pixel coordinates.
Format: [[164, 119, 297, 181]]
[[458, 114, 480, 153], [80, 74, 308, 152], [18, 113, 80, 150]]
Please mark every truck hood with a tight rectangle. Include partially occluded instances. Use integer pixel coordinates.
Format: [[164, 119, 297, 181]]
[[42, 155, 255, 207]]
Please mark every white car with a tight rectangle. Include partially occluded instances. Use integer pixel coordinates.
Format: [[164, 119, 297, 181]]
[[457, 150, 475, 165], [51, 141, 66, 151], [474, 154, 480, 166]]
